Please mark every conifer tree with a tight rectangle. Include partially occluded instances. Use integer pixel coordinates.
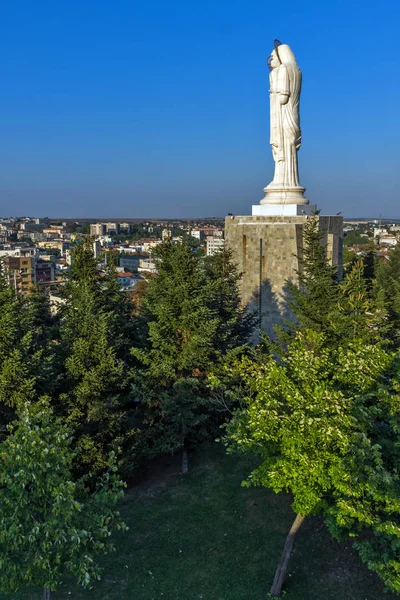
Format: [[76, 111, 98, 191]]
[[134, 241, 254, 470], [330, 259, 388, 345], [57, 239, 139, 476], [0, 267, 54, 428], [375, 242, 400, 342], [278, 218, 387, 352], [280, 216, 339, 343], [203, 247, 256, 351]]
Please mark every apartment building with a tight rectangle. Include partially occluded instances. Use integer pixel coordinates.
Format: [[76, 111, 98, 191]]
[[206, 236, 225, 256], [90, 223, 107, 236], [3, 255, 36, 293]]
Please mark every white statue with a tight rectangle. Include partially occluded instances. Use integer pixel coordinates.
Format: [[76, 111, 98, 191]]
[[261, 40, 308, 205]]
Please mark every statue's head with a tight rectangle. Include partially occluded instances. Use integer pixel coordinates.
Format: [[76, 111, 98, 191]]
[[268, 40, 298, 70], [268, 49, 281, 70]]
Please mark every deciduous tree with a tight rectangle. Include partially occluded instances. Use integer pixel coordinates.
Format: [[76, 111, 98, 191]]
[[223, 328, 400, 596], [0, 403, 127, 599]]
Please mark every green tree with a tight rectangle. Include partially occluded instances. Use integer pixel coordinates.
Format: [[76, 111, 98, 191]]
[[0, 271, 54, 428], [203, 247, 256, 352], [106, 248, 119, 267], [134, 241, 254, 471], [343, 228, 371, 246], [279, 220, 387, 353], [376, 242, 400, 341], [57, 239, 140, 476], [278, 216, 339, 346], [0, 403, 127, 599], [222, 327, 400, 596], [329, 259, 388, 345], [21, 286, 58, 396]]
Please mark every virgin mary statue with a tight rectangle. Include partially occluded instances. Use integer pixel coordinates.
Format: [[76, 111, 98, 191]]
[[261, 40, 308, 205]]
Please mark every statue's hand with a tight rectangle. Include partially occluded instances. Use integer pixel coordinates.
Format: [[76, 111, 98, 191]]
[[279, 93, 289, 105]]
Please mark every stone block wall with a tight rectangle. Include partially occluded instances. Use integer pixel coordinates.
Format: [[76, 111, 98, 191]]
[[224, 214, 343, 338]]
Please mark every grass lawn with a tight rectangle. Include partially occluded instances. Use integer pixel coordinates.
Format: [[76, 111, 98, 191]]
[[3, 443, 397, 600]]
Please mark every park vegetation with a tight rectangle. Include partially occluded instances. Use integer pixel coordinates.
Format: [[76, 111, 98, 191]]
[[1, 227, 400, 597]]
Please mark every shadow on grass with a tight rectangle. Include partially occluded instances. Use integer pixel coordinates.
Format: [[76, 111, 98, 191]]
[[3, 443, 397, 600]]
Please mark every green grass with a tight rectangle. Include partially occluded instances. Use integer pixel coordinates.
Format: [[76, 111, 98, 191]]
[[4, 443, 397, 600]]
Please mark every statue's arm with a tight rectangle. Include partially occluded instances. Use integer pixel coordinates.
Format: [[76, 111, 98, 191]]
[[277, 66, 290, 105]]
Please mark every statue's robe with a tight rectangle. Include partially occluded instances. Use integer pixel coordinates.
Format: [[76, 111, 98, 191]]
[[269, 60, 302, 189]]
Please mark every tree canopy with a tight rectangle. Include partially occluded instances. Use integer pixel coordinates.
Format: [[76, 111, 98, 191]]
[[133, 241, 255, 469], [0, 403, 126, 598]]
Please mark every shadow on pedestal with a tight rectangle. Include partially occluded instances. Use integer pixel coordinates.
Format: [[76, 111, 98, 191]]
[[246, 278, 295, 343]]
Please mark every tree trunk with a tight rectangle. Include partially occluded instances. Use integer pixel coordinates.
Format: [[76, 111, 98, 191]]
[[181, 446, 188, 474], [180, 418, 188, 474], [43, 588, 51, 600], [269, 513, 306, 597]]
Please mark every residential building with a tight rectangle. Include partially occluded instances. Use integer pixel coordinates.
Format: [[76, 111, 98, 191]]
[[65, 249, 72, 266], [119, 223, 132, 234], [105, 222, 120, 235], [0, 246, 37, 259], [37, 240, 65, 252], [3, 255, 36, 293], [190, 229, 202, 240], [119, 255, 140, 271], [138, 258, 157, 273], [117, 271, 137, 288], [190, 227, 224, 242], [17, 231, 47, 242], [49, 292, 66, 315], [162, 228, 171, 241], [43, 227, 71, 239], [93, 240, 102, 258], [36, 259, 55, 284], [90, 223, 107, 236], [19, 222, 43, 232], [206, 236, 225, 256], [134, 238, 162, 253]]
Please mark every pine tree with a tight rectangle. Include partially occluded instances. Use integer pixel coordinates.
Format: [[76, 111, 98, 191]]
[[281, 216, 339, 342], [0, 269, 54, 429], [375, 242, 400, 343], [330, 259, 388, 345], [56, 239, 140, 477], [133, 241, 254, 470], [203, 247, 256, 351], [277, 218, 387, 352]]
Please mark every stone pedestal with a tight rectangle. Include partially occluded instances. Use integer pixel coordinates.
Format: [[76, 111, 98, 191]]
[[225, 214, 343, 339]]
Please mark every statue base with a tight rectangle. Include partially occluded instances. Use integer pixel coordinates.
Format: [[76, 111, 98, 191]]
[[252, 203, 316, 216], [225, 213, 343, 340], [260, 185, 308, 205]]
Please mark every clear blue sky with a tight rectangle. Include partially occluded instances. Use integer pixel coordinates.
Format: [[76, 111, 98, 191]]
[[0, 0, 399, 218]]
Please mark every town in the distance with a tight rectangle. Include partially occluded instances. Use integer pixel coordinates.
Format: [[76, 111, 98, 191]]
[[0, 216, 226, 302], [0, 213, 397, 305]]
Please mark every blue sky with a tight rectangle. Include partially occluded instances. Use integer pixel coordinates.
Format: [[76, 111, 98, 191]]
[[0, 0, 399, 218]]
